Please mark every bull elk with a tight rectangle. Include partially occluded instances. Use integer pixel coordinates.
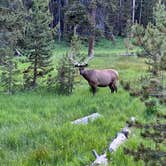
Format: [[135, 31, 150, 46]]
[[68, 53, 119, 95]]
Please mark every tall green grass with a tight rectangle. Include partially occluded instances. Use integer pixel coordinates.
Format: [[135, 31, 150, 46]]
[[0, 88, 147, 165], [0, 38, 161, 165]]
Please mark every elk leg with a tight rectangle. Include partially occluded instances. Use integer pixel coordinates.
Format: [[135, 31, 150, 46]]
[[114, 85, 117, 93], [111, 80, 118, 93], [91, 86, 97, 95], [109, 84, 115, 93], [112, 82, 118, 93]]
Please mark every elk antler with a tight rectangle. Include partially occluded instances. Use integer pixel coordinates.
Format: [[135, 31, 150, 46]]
[[84, 55, 94, 65], [68, 52, 94, 67], [68, 52, 80, 66]]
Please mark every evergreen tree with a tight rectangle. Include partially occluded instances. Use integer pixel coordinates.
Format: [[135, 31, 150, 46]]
[[132, 0, 166, 76], [139, 0, 158, 26], [55, 34, 83, 95], [64, 0, 88, 40], [124, 113, 166, 166], [55, 54, 75, 95], [48, 0, 160, 38], [70, 34, 83, 61], [124, 19, 134, 55], [23, 0, 53, 89], [0, 6, 23, 94]]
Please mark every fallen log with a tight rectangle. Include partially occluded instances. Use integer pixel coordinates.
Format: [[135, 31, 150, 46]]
[[109, 127, 130, 153], [71, 113, 101, 125], [91, 150, 108, 166], [91, 117, 136, 166], [116, 52, 136, 56]]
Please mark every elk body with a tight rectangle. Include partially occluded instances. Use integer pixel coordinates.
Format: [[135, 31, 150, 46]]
[[69, 54, 119, 95], [79, 67, 118, 95]]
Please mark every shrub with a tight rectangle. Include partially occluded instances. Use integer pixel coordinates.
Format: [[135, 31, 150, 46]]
[[144, 97, 159, 114], [120, 80, 131, 91], [55, 54, 75, 95]]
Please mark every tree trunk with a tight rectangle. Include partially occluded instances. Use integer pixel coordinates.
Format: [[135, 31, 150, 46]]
[[32, 56, 37, 88], [64, 0, 68, 5], [118, 0, 122, 35], [58, 0, 61, 42], [132, 0, 136, 24], [32, 40, 38, 87], [139, 0, 143, 24], [8, 60, 13, 94], [88, 0, 96, 57], [73, 24, 78, 36], [88, 36, 95, 57]]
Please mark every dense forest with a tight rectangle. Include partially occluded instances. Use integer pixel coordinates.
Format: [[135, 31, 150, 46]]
[[0, 0, 166, 165], [0, 0, 161, 50]]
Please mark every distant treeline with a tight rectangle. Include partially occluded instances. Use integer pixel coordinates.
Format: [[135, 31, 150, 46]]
[[0, 0, 161, 39], [48, 0, 159, 39]]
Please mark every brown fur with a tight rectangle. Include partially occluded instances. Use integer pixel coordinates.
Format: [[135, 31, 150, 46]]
[[79, 68, 119, 95]]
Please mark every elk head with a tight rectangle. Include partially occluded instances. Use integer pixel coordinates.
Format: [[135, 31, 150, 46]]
[[68, 52, 94, 75]]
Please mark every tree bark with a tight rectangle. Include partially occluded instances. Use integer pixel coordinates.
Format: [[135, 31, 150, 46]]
[[139, 0, 143, 24], [88, 0, 96, 57], [73, 24, 78, 36], [58, 0, 61, 42], [32, 40, 38, 88], [32, 56, 37, 87], [132, 0, 136, 24], [118, 0, 123, 35], [88, 36, 95, 57], [8, 60, 13, 94]]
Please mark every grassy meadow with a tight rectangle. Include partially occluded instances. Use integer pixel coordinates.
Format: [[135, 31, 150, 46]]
[[0, 39, 164, 165]]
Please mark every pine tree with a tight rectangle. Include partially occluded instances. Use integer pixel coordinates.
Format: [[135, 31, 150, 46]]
[[70, 34, 83, 61], [64, 0, 88, 40], [132, 0, 166, 76], [55, 54, 75, 95], [140, 0, 157, 26], [124, 19, 134, 55], [23, 0, 53, 89], [55, 34, 82, 95], [0, 6, 23, 94], [124, 113, 166, 166]]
